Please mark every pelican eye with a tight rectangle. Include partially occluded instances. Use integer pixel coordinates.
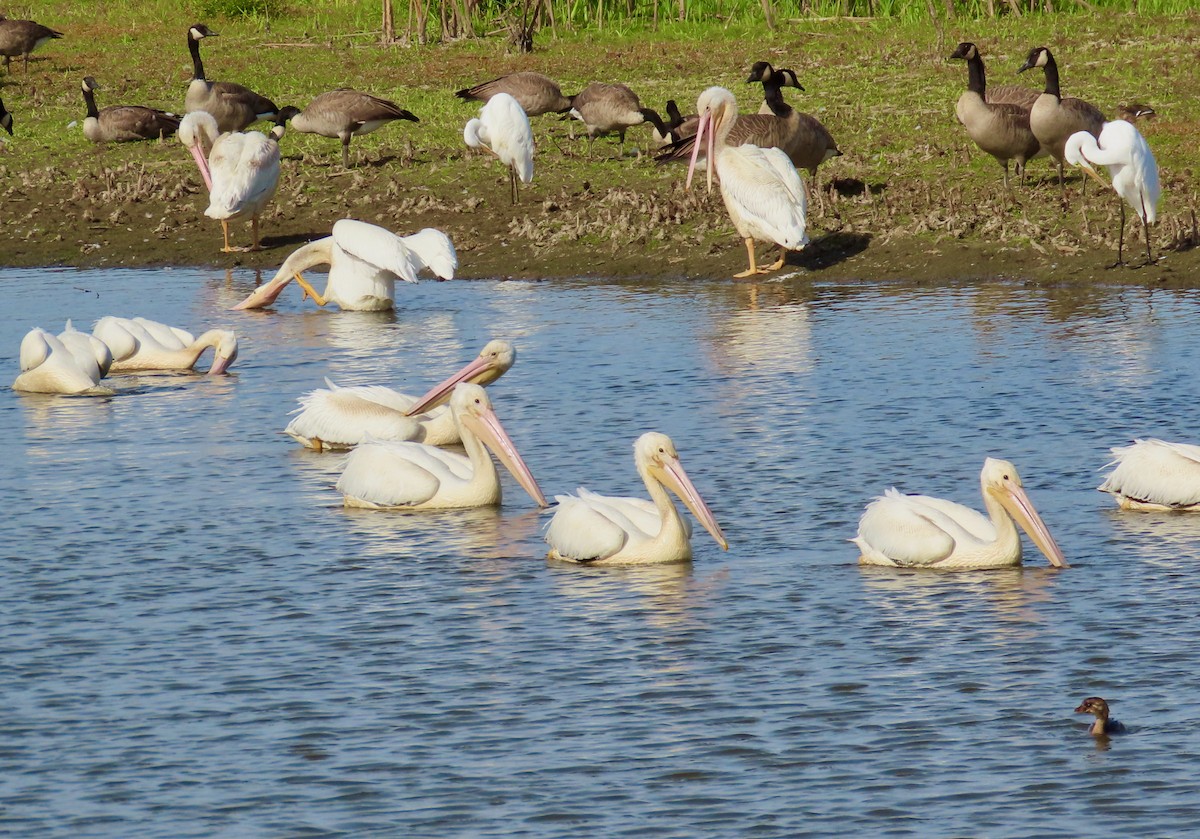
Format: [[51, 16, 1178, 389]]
[[1003, 474, 1010, 480]]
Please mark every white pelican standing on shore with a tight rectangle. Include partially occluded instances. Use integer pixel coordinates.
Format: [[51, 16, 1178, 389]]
[[93, 316, 238, 374], [545, 432, 728, 566], [853, 458, 1068, 570], [464, 92, 534, 205], [232, 219, 456, 312], [337, 383, 547, 510], [179, 110, 282, 253], [13, 327, 104, 394], [1099, 439, 1200, 510], [284, 339, 515, 451], [687, 86, 808, 278]]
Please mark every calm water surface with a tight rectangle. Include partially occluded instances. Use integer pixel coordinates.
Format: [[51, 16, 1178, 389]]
[[5, 268, 1200, 837]]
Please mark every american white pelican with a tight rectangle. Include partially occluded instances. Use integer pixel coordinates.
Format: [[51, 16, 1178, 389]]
[[13, 327, 103, 394], [179, 110, 282, 253], [336, 383, 547, 510], [464, 92, 534, 205], [1097, 439, 1200, 511], [687, 86, 808, 278], [57, 320, 113, 381], [545, 432, 728, 566], [92, 316, 238, 374], [232, 219, 456, 312], [184, 23, 280, 133], [853, 458, 1068, 571], [1065, 120, 1160, 265], [284, 339, 515, 451]]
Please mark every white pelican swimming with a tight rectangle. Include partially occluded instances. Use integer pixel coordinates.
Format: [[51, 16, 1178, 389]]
[[180, 110, 282, 253], [232, 219, 457, 312], [92, 316, 238, 374], [687, 86, 808, 278], [1098, 439, 1200, 511], [1064, 120, 1160, 265], [57, 320, 113, 381], [13, 327, 104, 394], [545, 432, 728, 566], [464, 92, 534, 204], [284, 339, 516, 451], [336, 383, 547, 510], [853, 458, 1068, 570]]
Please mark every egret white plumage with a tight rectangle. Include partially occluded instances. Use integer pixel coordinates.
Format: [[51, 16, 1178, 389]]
[[13, 327, 104, 394], [179, 110, 282, 253], [336, 383, 547, 510], [1099, 439, 1200, 511], [92, 316, 238, 374], [232, 219, 456, 312], [464, 92, 533, 205], [283, 339, 516, 451], [545, 432, 728, 566], [853, 458, 1068, 571], [686, 86, 808, 278], [1064, 120, 1160, 265]]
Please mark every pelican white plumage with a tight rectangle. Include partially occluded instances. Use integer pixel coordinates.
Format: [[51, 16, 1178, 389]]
[[92, 316, 238, 374], [57, 320, 113, 381], [13, 327, 103, 394], [686, 86, 808, 278], [179, 110, 282, 253], [853, 458, 1068, 571], [284, 339, 516, 451], [336, 383, 547, 510], [1064, 120, 1160, 265], [545, 432, 728, 566], [232, 219, 457, 311], [464, 92, 534, 205], [1098, 439, 1200, 511]]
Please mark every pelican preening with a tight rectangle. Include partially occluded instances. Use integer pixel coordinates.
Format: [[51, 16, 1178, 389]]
[[283, 339, 516, 451], [687, 86, 809, 278], [337, 383, 547, 510], [1018, 46, 1105, 195], [0, 15, 63, 72], [1064, 121, 1160, 265], [853, 458, 1068, 571], [232, 219, 457, 312], [92, 316, 239, 374], [184, 23, 280, 133], [455, 71, 572, 117], [278, 89, 419, 168], [1098, 439, 1200, 511], [80, 76, 180, 143], [13, 327, 104, 394], [464, 92, 534, 204], [545, 432, 728, 566], [179, 110, 282, 253]]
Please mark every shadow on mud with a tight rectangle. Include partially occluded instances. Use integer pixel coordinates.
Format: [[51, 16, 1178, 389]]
[[792, 231, 872, 271]]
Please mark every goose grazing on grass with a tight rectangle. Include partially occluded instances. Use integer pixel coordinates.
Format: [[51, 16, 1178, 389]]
[[92, 316, 238, 374], [0, 15, 63, 72], [337, 383, 547, 511], [545, 432, 728, 566], [853, 458, 1068, 570], [283, 339, 515, 451], [455, 71, 572, 117], [567, 82, 669, 154], [13, 328, 103, 394], [949, 43, 1042, 192], [0, 97, 12, 135], [686, 86, 809, 278], [80, 76, 180, 143], [232, 219, 456, 312], [464, 92, 534, 204], [1065, 120, 1160, 265], [1098, 439, 1200, 511], [277, 89, 419, 168], [184, 23, 280, 133], [650, 99, 689, 147], [179, 110, 282, 253], [1018, 46, 1105, 197]]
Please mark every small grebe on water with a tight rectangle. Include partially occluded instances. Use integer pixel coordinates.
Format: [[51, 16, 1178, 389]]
[[1075, 697, 1127, 736]]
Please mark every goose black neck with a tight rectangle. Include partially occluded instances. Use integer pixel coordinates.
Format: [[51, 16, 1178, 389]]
[[82, 87, 99, 119], [1041, 54, 1061, 99], [761, 81, 793, 119], [639, 107, 668, 135], [189, 35, 205, 82], [966, 53, 987, 97]]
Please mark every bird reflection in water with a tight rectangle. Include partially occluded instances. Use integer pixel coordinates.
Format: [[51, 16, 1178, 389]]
[[548, 563, 730, 634], [336, 504, 546, 563]]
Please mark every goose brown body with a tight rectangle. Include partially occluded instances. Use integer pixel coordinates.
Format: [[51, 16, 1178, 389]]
[[455, 71, 572, 116], [80, 77, 179, 143], [184, 23, 279, 134], [0, 16, 63, 71], [1018, 46, 1105, 188], [280, 89, 419, 167]]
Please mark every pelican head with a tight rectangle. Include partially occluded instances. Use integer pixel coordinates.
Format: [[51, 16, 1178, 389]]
[[405, 340, 516, 416], [179, 111, 219, 190], [1017, 46, 1051, 74], [635, 432, 728, 550], [206, 329, 239, 375], [451, 383, 547, 507], [980, 457, 1068, 567], [686, 86, 738, 194]]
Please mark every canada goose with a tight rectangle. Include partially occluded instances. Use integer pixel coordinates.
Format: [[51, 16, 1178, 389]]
[[0, 15, 63, 72], [567, 83, 669, 154], [1116, 102, 1155, 123], [949, 43, 1041, 191], [80, 76, 180, 143], [277, 90, 419, 168], [753, 65, 842, 211], [184, 23, 280, 133], [455, 71, 572, 117], [1018, 46, 1105, 193], [0, 96, 11, 135]]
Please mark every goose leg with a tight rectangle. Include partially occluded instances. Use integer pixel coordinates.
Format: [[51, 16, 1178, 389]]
[[293, 272, 329, 307], [341, 137, 352, 169]]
